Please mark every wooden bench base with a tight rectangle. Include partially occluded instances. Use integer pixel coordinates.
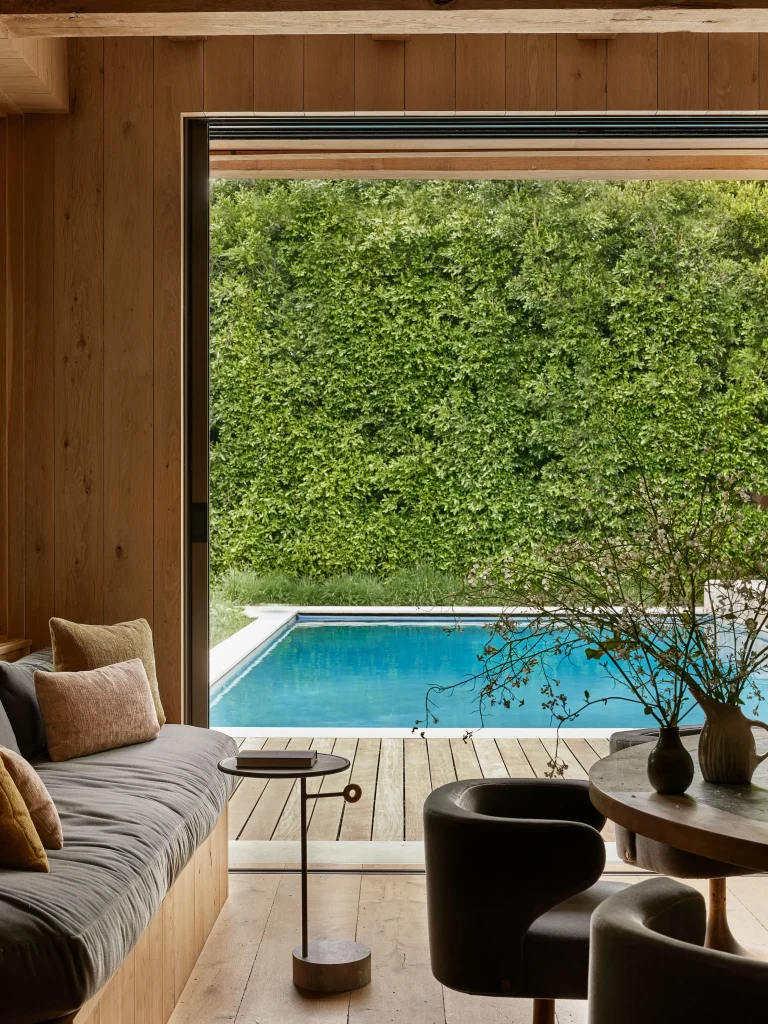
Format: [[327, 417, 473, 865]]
[[69, 807, 229, 1024]]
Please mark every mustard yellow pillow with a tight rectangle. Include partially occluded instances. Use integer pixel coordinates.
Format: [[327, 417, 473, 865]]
[[49, 616, 165, 727], [0, 757, 49, 871], [0, 746, 63, 849]]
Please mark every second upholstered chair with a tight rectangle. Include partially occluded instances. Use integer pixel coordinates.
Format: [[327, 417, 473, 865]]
[[589, 877, 768, 1022], [424, 778, 627, 1024]]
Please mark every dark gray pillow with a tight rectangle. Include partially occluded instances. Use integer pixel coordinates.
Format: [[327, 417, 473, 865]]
[[0, 700, 19, 753], [0, 648, 52, 759]]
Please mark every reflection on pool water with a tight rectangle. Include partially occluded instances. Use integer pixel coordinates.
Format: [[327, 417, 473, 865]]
[[210, 615, 712, 729]]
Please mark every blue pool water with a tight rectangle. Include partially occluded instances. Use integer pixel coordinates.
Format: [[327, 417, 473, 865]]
[[210, 616, 709, 729]]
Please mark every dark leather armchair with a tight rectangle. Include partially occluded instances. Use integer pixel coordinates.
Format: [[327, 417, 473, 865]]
[[589, 877, 768, 1023], [424, 778, 626, 1024]]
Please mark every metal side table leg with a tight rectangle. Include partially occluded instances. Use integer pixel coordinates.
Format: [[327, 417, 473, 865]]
[[292, 781, 372, 992]]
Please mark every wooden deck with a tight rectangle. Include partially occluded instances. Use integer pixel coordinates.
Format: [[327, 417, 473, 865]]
[[228, 736, 614, 843]]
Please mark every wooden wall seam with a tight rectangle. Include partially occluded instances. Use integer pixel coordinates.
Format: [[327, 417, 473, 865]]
[[103, 37, 154, 627], [5, 115, 23, 639], [53, 38, 105, 625], [23, 114, 55, 648]]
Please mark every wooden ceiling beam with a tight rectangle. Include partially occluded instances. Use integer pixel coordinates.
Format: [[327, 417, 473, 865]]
[[0, 30, 67, 112], [4, 9, 768, 39]]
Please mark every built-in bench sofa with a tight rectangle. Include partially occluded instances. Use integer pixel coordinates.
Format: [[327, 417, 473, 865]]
[[0, 646, 236, 1024]]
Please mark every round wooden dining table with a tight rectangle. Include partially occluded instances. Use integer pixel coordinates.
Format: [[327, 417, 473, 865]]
[[589, 730, 768, 956]]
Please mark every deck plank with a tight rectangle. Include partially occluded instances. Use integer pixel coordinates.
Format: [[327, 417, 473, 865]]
[[450, 736, 483, 780], [427, 738, 457, 790], [540, 738, 589, 780], [372, 738, 404, 841], [239, 738, 314, 841], [473, 739, 509, 778], [228, 737, 287, 840], [564, 738, 602, 774], [496, 738, 536, 778], [588, 738, 611, 759], [404, 739, 431, 841], [518, 738, 555, 778], [271, 738, 323, 842], [339, 738, 380, 842], [308, 737, 358, 841]]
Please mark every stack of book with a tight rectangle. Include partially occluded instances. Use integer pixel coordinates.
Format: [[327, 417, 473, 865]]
[[235, 748, 317, 769]]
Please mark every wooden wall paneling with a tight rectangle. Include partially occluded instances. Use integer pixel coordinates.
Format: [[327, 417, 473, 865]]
[[253, 36, 303, 111], [104, 38, 154, 627], [204, 36, 254, 111], [5, 116, 23, 639], [709, 33, 759, 109], [760, 35, 768, 110], [556, 35, 607, 110], [303, 35, 354, 111], [22, 115, 55, 649], [505, 34, 556, 111], [607, 34, 658, 109], [456, 34, 505, 111], [53, 38, 104, 625], [404, 34, 455, 111], [153, 36, 203, 723], [354, 35, 404, 111], [658, 33, 708, 109]]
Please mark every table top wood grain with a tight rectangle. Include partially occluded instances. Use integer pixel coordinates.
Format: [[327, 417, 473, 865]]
[[589, 730, 768, 872]]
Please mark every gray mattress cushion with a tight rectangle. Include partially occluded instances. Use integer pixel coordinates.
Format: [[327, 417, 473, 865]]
[[0, 724, 237, 1024], [0, 648, 53, 760], [0, 699, 20, 753]]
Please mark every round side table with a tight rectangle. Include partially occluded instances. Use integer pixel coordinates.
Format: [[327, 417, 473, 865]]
[[218, 752, 371, 992]]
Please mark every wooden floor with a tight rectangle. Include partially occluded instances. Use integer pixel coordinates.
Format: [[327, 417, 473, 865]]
[[228, 736, 614, 843], [169, 871, 768, 1024]]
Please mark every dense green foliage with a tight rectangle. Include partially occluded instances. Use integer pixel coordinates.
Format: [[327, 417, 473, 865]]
[[210, 179, 768, 579]]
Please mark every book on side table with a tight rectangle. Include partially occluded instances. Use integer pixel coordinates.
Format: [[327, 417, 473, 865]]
[[236, 748, 317, 769]]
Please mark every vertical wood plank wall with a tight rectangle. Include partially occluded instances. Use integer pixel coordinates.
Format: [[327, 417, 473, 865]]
[[1, 31, 767, 720]]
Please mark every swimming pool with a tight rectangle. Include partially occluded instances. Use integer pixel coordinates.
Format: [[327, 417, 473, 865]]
[[210, 615, 708, 730]]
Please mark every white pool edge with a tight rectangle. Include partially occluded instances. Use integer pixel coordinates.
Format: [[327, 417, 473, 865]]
[[210, 607, 299, 684], [212, 725, 638, 739]]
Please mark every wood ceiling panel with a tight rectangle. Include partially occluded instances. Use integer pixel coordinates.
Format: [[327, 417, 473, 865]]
[[505, 33, 556, 111], [253, 35, 303, 111]]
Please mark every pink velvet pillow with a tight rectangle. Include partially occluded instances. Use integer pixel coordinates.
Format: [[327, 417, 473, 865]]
[[34, 659, 160, 762], [0, 746, 63, 849]]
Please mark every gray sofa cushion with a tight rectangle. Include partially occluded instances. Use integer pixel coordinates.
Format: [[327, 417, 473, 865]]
[[0, 724, 236, 1024], [0, 699, 20, 753], [0, 648, 53, 759]]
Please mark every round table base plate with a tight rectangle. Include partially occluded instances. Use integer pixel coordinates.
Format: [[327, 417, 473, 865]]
[[292, 940, 371, 992]]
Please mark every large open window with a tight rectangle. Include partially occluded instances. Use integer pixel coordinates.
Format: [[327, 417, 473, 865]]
[[183, 116, 768, 861]]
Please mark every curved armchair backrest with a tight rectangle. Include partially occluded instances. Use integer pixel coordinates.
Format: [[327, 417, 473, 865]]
[[424, 778, 606, 996], [589, 878, 768, 1024]]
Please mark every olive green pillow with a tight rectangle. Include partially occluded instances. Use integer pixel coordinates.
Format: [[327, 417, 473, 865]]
[[49, 617, 165, 727], [0, 756, 49, 872]]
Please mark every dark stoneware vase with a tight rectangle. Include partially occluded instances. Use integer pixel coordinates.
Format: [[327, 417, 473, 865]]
[[646, 727, 695, 796]]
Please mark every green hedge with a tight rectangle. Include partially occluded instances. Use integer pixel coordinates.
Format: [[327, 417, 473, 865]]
[[209, 179, 768, 578]]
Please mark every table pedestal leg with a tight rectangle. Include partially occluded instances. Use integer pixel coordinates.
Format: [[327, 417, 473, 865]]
[[292, 777, 371, 992], [706, 878, 767, 960]]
